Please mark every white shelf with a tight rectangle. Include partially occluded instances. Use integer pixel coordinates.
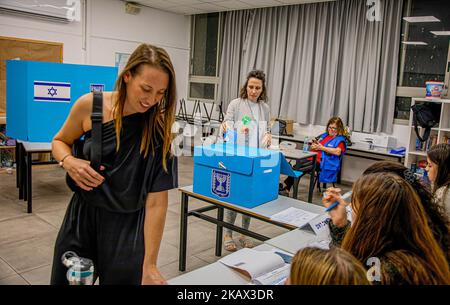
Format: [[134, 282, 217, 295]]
[[412, 98, 450, 103], [405, 98, 450, 168], [408, 151, 427, 157], [410, 126, 440, 131]]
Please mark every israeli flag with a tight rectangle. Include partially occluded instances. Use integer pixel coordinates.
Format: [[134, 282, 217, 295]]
[[34, 81, 71, 103]]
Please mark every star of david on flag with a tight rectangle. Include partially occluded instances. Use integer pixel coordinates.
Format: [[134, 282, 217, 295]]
[[34, 81, 71, 103]]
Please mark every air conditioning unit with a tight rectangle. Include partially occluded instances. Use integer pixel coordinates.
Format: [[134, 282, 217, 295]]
[[125, 2, 140, 15], [0, 0, 76, 23]]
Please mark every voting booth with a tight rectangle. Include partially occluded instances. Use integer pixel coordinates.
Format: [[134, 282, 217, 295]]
[[6, 60, 118, 142], [193, 144, 298, 208]]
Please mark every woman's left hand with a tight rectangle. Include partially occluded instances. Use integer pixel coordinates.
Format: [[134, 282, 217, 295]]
[[141, 265, 167, 285]]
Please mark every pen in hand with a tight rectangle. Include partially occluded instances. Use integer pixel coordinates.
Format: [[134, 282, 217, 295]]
[[324, 191, 353, 212], [325, 201, 339, 212]]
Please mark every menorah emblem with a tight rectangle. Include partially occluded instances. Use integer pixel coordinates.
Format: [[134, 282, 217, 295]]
[[212, 169, 231, 197], [215, 174, 227, 192]]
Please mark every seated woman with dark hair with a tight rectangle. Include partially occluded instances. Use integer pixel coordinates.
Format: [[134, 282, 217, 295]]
[[323, 172, 450, 284]]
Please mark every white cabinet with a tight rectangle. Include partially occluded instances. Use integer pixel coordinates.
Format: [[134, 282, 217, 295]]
[[405, 98, 450, 173]]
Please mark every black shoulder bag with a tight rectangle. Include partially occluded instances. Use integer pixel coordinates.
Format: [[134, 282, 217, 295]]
[[411, 102, 440, 142], [66, 92, 103, 191]]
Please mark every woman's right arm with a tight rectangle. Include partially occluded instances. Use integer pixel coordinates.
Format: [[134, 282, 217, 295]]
[[52, 93, 105, 191], [322, 188, 348, 227], [322, 188, 350, 247]]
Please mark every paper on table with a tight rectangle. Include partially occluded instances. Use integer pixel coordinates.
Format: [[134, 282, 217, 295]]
[[307, 239, 330, 250], [270, 207, 318, 228], [251, 264, 291, 285], [219, 248, 286, 280]]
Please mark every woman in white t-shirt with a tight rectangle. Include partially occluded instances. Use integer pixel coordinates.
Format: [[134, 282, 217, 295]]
[[221, 70, 271, 252]]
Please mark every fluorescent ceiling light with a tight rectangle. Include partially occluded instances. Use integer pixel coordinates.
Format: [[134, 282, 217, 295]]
[[403, 16, 440, 23], [402, 41, 428, 45], [431, 31, 450, 36]]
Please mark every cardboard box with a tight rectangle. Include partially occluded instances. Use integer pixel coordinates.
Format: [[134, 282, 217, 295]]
[[275, 118, 294, 136], [284, 119, 294, 136], [193, 144, 297, 208]]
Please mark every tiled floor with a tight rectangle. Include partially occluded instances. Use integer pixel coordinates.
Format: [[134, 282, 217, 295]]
[[0, 156, 351, 284]]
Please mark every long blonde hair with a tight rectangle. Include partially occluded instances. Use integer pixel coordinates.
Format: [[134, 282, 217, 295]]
[[113, 44, 176, 170], [289, 247, 370, 285]]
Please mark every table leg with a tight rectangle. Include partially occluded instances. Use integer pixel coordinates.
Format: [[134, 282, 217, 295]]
[[308, 155, 317, 203], [179, 192, 189, 272], [15, 142, 19, 188], [18, 143, 24, 200], [215, 207, 224, 257], [292, 177, 299, 200], [23, 147, 28, 201], [27, 153, 32, 213]]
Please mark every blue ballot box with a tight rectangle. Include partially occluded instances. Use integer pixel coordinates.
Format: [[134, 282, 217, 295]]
[[6, 60, 117, 142], [193, 144, 298, 208]]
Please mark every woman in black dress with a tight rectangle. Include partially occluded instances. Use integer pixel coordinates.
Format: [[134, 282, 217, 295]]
[[50, 44, 177, 285]]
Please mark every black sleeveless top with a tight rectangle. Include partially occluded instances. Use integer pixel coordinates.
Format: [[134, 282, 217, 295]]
[[75, 111, 177, 213]]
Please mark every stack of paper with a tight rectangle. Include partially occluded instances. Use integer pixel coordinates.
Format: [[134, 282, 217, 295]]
[[219, 248, 292, 285]]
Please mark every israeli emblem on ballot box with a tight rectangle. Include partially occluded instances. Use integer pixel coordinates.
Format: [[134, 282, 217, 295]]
[[212, 169, 231, 198]]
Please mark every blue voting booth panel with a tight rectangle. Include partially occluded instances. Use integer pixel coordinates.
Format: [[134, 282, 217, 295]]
[[6, 60, 117, 142], [193, 144, 284, 208]]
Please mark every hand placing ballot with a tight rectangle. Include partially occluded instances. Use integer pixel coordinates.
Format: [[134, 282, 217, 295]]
[[262, 133, 272, 148]]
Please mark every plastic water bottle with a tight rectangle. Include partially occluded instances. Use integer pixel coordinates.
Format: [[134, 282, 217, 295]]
[[303, 136, 309, 152], [61, 251, 94, 285]]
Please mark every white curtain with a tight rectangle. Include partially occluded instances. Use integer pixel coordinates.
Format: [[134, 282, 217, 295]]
[[219, 0, 403, 133]]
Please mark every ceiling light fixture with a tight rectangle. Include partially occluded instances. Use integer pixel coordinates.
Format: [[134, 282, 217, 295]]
[[430, 31, 450, 36], [402, 41, 428, 45], [403, 16, 440, 23]]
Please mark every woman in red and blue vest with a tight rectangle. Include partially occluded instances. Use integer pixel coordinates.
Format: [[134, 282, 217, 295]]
[[311, 117, 347, 186], [279, 117, 348, 195]]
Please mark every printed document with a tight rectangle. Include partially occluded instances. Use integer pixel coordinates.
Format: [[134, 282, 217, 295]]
[[270, 207, 318, 228]]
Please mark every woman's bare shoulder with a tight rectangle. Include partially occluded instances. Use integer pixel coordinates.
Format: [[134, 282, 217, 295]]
[[73, 91, 115, 114], [72, 92, 94, 113]]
